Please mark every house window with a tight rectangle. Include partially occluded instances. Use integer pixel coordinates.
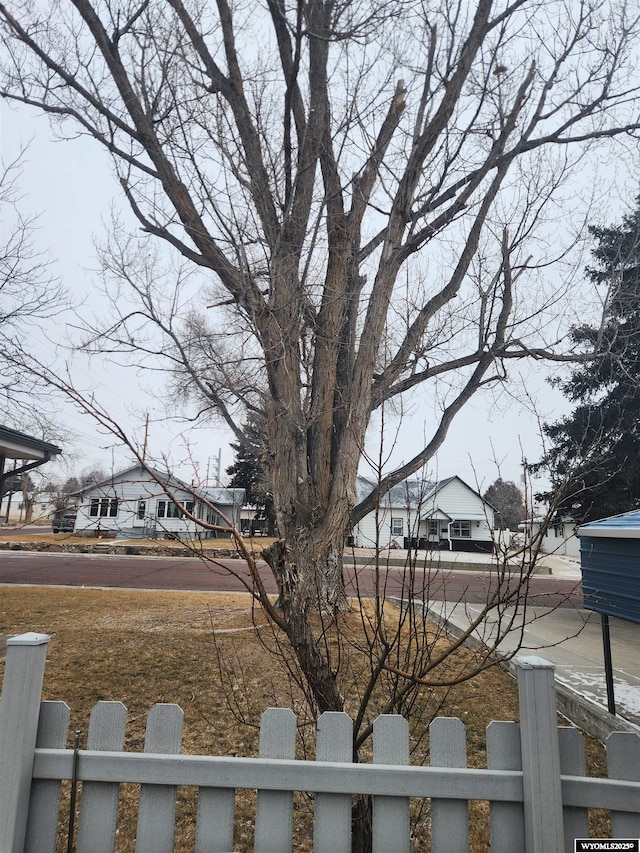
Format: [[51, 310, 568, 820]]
[[554, 524, 565, 538], [166, 502, 181, 518], [428, 520, 439, 537], [137, 500, 146, 520], [89, 498, 118, 517], [391, 517, 403, 536], [157, 500, 190, 519], [450, 520, 471, 538]]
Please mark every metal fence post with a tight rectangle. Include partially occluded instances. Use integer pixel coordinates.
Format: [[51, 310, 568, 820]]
[[0, 632, 51, 853], [516, 656, 564, 853]]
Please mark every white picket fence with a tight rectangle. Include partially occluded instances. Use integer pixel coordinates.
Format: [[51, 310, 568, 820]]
[[1, 633, 639, 853]]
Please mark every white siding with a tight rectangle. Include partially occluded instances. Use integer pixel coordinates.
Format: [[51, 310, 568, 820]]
[[352, 477, 494, 550], [424, 479, 493, 543], [529, 521, 580, 558], [352, 506, 422, 549], [74, 468, 243, 539]]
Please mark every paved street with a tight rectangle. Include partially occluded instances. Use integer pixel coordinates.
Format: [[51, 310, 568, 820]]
[[0, 549, 582, 606]]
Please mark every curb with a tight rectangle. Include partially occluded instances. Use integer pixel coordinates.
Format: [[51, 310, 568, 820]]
[[347, 554, 551, 574]]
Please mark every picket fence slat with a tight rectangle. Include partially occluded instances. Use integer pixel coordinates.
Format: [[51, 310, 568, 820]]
[[372, 714, 410, 853], [76, 701, 127, 853], [24, 700, 70, 853], [254, 707, 296, 853], [430, 717, 468, 853], [559, 726, 589, 850], [0, 632, 50, 853], [607, 732, 640, 838], [487, 721, 525, 853], [313, 712, 352, 853], [517, 657, 564, 853], [195, 786, 235, 853], [135, 704, 184, 853]]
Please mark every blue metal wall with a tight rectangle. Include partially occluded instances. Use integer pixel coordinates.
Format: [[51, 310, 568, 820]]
[[580, 536, 640, 624]]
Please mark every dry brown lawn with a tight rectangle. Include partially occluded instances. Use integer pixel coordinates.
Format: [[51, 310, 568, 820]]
[[0, 586, 608, 851]]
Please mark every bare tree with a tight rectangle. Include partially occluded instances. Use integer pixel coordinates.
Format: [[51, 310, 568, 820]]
[[1, 2, 638, 839], [483, 477, 525, 530], [0, 152, 66, 423], [15, 353, 587, 848]]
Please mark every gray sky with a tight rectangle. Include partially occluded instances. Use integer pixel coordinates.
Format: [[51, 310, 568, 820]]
[[2, 101, 634, 494]]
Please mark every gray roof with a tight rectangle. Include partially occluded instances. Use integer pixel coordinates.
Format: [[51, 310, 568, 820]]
[[356, 475, 471, 509], [0, 424, 62, 461], [199, 487, 246, 506], [75, 464, 245, 506], [578, 509, 640, 539], [73, 464, 192, 495]]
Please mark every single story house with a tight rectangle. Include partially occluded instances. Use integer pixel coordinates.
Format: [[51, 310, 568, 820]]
[[518, 515, 580, 558], [73, 465, 245, 539], [1, 492, 56, 525], [350, 475, 495, 552]]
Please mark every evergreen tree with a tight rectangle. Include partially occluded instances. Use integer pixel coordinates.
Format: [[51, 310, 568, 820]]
[[226, 416, 276, 536], [539, 200, 640, 523]]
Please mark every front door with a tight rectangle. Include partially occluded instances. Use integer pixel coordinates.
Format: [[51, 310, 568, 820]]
[[427, 519, 440, 543], [132, 498, 146, 527]]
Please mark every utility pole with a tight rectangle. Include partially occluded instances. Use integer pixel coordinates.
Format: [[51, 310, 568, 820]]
[[141, 413, 149, 464]]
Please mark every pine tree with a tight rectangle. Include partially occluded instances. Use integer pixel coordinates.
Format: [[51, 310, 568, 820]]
[[540, 200, 640, 523], [226, 416, 276, 536]]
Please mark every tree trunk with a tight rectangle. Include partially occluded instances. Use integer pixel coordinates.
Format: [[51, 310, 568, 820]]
[[351, 795, 373, 853], [263, 534, 346, 713], [263, 535, 374, 852]]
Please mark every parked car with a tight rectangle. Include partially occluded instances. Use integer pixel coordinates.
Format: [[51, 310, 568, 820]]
[[52, 514, 77, 533]]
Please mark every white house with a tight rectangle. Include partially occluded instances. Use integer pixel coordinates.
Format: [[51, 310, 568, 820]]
[[73, 465, 245, 539], [519, 515, 581, 558], [350, 475, 496, 552], [1, 492, 55, 525]]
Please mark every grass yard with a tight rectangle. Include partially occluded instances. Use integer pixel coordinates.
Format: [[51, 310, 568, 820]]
[[0, 586, 609, 851]]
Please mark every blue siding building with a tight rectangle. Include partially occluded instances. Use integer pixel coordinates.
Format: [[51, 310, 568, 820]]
[[578, 510, 640, 625]]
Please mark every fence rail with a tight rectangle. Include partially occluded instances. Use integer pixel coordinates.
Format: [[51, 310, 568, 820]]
[[1, 633, 639, 853]]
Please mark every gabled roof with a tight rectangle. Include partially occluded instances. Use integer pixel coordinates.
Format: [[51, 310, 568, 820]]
[[356, 474, 492, 512], [200, 487, 246, 506], [578, 509, 640, 539], [74, 464, 245, 506], [74, 464, 195, 496], [356, 475, 436, 507], [422, 508, 453, 521]]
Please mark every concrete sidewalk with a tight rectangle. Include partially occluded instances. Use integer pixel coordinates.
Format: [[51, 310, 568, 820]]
[[366, 549, 638, 735], [424, 589, 640, 739]]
